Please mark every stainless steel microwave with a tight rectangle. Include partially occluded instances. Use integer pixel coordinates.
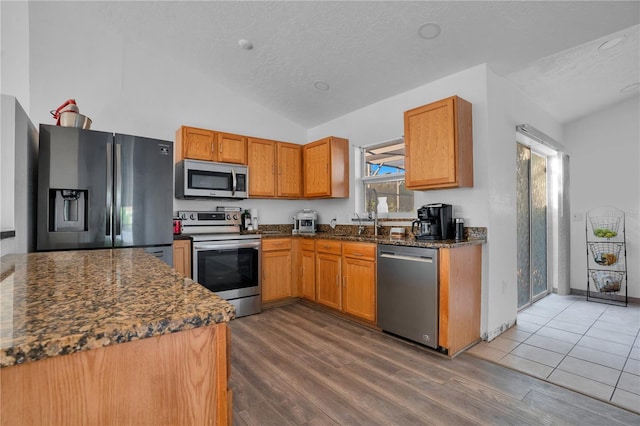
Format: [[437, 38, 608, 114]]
[[176, 159, 248, 199]]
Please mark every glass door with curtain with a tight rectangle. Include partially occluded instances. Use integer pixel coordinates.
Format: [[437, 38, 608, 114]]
[[517, 143, 549, 309]]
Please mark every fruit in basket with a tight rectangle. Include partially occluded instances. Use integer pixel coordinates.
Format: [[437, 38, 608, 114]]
[[596, 253, 618, 266], [594, 228, 617, 238]]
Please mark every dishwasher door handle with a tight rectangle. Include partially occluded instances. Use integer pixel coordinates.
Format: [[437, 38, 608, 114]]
[[379, 253, 433, 263]]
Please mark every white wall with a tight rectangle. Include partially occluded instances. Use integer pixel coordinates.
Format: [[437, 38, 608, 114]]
[[25, 2, 309, 224], [0, 1, 30, 113], [307, 64, 566, 339], [485, 69, 563, 338], [566, 96, 640, 298]]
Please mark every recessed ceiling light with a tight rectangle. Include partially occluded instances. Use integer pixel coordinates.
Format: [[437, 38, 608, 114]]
[[620, 82, 640, 93], [418, 22, 441, 40], [598, 36, 626, 51], [238, 39, 253, 50], [314, 80, 330, 91]]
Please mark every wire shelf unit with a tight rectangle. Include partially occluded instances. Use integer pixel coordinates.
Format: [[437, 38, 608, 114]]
[[585, 206, 627, 306]]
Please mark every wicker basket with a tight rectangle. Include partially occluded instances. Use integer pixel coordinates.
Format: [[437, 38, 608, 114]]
[[588, 242, 623, 266], [590, 270, 624, 293]]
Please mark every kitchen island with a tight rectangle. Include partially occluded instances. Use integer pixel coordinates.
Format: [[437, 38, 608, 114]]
[[0, 248, 234, 426]]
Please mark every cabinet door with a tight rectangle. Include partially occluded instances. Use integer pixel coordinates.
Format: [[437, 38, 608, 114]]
[[303, 139, 331, 197], [404, 96, 473, 189], [439, 245, 482, 355], [248, 138, 276, 197], [300, 249, 316, 301], [217, 132, 247, 164], [342, 257, 376, 322], [217, 133, 247, 164], [262, 250, 292, 302], [172, 239, 192, 278], [316, 252, 341, 309], [181, 127, 216, 161], [277, 142, 302, 198]]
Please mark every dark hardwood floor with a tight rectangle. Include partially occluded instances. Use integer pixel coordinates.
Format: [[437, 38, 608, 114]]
[[228, 303, 640, 425]]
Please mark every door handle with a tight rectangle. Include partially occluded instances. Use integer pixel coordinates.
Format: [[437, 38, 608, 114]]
[[105, 143, 113, 236], [231, 168, 237, 196], [343, 276, 346, 288], [115, 143, 122, 236]]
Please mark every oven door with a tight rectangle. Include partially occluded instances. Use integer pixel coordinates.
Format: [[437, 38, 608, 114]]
[[192, 239, 260, 299]]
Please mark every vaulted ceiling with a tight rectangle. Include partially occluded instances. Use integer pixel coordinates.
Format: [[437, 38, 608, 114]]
[[28, 1, 640, 128]]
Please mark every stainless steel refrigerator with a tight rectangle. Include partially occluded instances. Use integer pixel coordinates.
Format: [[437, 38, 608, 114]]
[[37, 124, 174, 265]]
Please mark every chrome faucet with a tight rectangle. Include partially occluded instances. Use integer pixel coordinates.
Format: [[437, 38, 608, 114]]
[[354, 211, 365, 235]]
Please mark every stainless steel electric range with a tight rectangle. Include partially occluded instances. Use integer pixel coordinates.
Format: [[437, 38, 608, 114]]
[[178, 210, 261, 318]]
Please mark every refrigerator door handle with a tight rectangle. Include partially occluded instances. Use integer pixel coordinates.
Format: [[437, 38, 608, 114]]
[[106, 143, 113, 236], [115, 143, 122, 236]]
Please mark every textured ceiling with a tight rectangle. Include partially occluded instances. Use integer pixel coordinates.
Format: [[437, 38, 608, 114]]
[[28, 1, 640, 127]]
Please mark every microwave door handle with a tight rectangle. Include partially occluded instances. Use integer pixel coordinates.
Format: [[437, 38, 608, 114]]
[[231, 168, 237, 196]]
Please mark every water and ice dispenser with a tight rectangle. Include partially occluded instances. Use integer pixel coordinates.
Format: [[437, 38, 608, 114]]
[[50, 189, 88, 232]]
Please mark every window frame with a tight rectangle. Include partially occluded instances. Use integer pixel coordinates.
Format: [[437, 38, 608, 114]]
[[358, 138, 414, 218]]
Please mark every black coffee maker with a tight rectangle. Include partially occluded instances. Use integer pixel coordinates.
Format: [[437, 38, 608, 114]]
[[412, 203, 453, 240]]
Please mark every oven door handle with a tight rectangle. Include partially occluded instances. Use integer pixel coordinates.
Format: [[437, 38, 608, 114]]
[[194, 241, 260, 251]]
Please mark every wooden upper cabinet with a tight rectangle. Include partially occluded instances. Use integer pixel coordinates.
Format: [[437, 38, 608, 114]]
[[176, 126, 216, 161], [303, 136, 349, 198], [175, 126, 247, 164], [217, 132, 247, 164], [248, 138, 277, 197], [248, 139, 302, 199], [404, 96, 473, 190], [277, 142, 302, 198]]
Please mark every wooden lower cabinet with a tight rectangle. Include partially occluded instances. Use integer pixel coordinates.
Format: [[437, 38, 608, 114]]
[[311, 240, 376, 323], [315, 252, 342, 310], [0, 323, 231, 426], [299, 239, 316, 301], [173, 239, 192, 278], [261, 238, 293, 302], [342, 242, 376, 322], [439, 244, 482, 356]]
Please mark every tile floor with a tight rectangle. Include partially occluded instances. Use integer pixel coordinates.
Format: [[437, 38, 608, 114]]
[[468, 294, 640, 414]]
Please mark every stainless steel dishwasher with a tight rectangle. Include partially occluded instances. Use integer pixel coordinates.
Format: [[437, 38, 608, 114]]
[[377, 244, 439, 349]]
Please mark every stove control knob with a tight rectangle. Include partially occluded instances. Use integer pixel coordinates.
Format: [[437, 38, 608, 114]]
[[226, 214, 231, 220], [190, 213, 196, 220], [180, 213, 187, 220], [233, 214, 238, 220]]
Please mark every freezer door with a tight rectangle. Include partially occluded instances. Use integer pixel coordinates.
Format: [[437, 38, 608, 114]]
[[37, 125, 114, 251], [114, 134, 173, 247]]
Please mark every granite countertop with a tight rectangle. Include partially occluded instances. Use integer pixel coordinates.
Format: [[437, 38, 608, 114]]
[[0, 248, 235, 368], [256, 230, 487, 248]]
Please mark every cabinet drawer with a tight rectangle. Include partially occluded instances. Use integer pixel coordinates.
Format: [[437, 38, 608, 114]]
[[315, 239, 342, 255], [342, 242, 376, 261], [300, 238, 315, 251], [262, 238, 292, 251]]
